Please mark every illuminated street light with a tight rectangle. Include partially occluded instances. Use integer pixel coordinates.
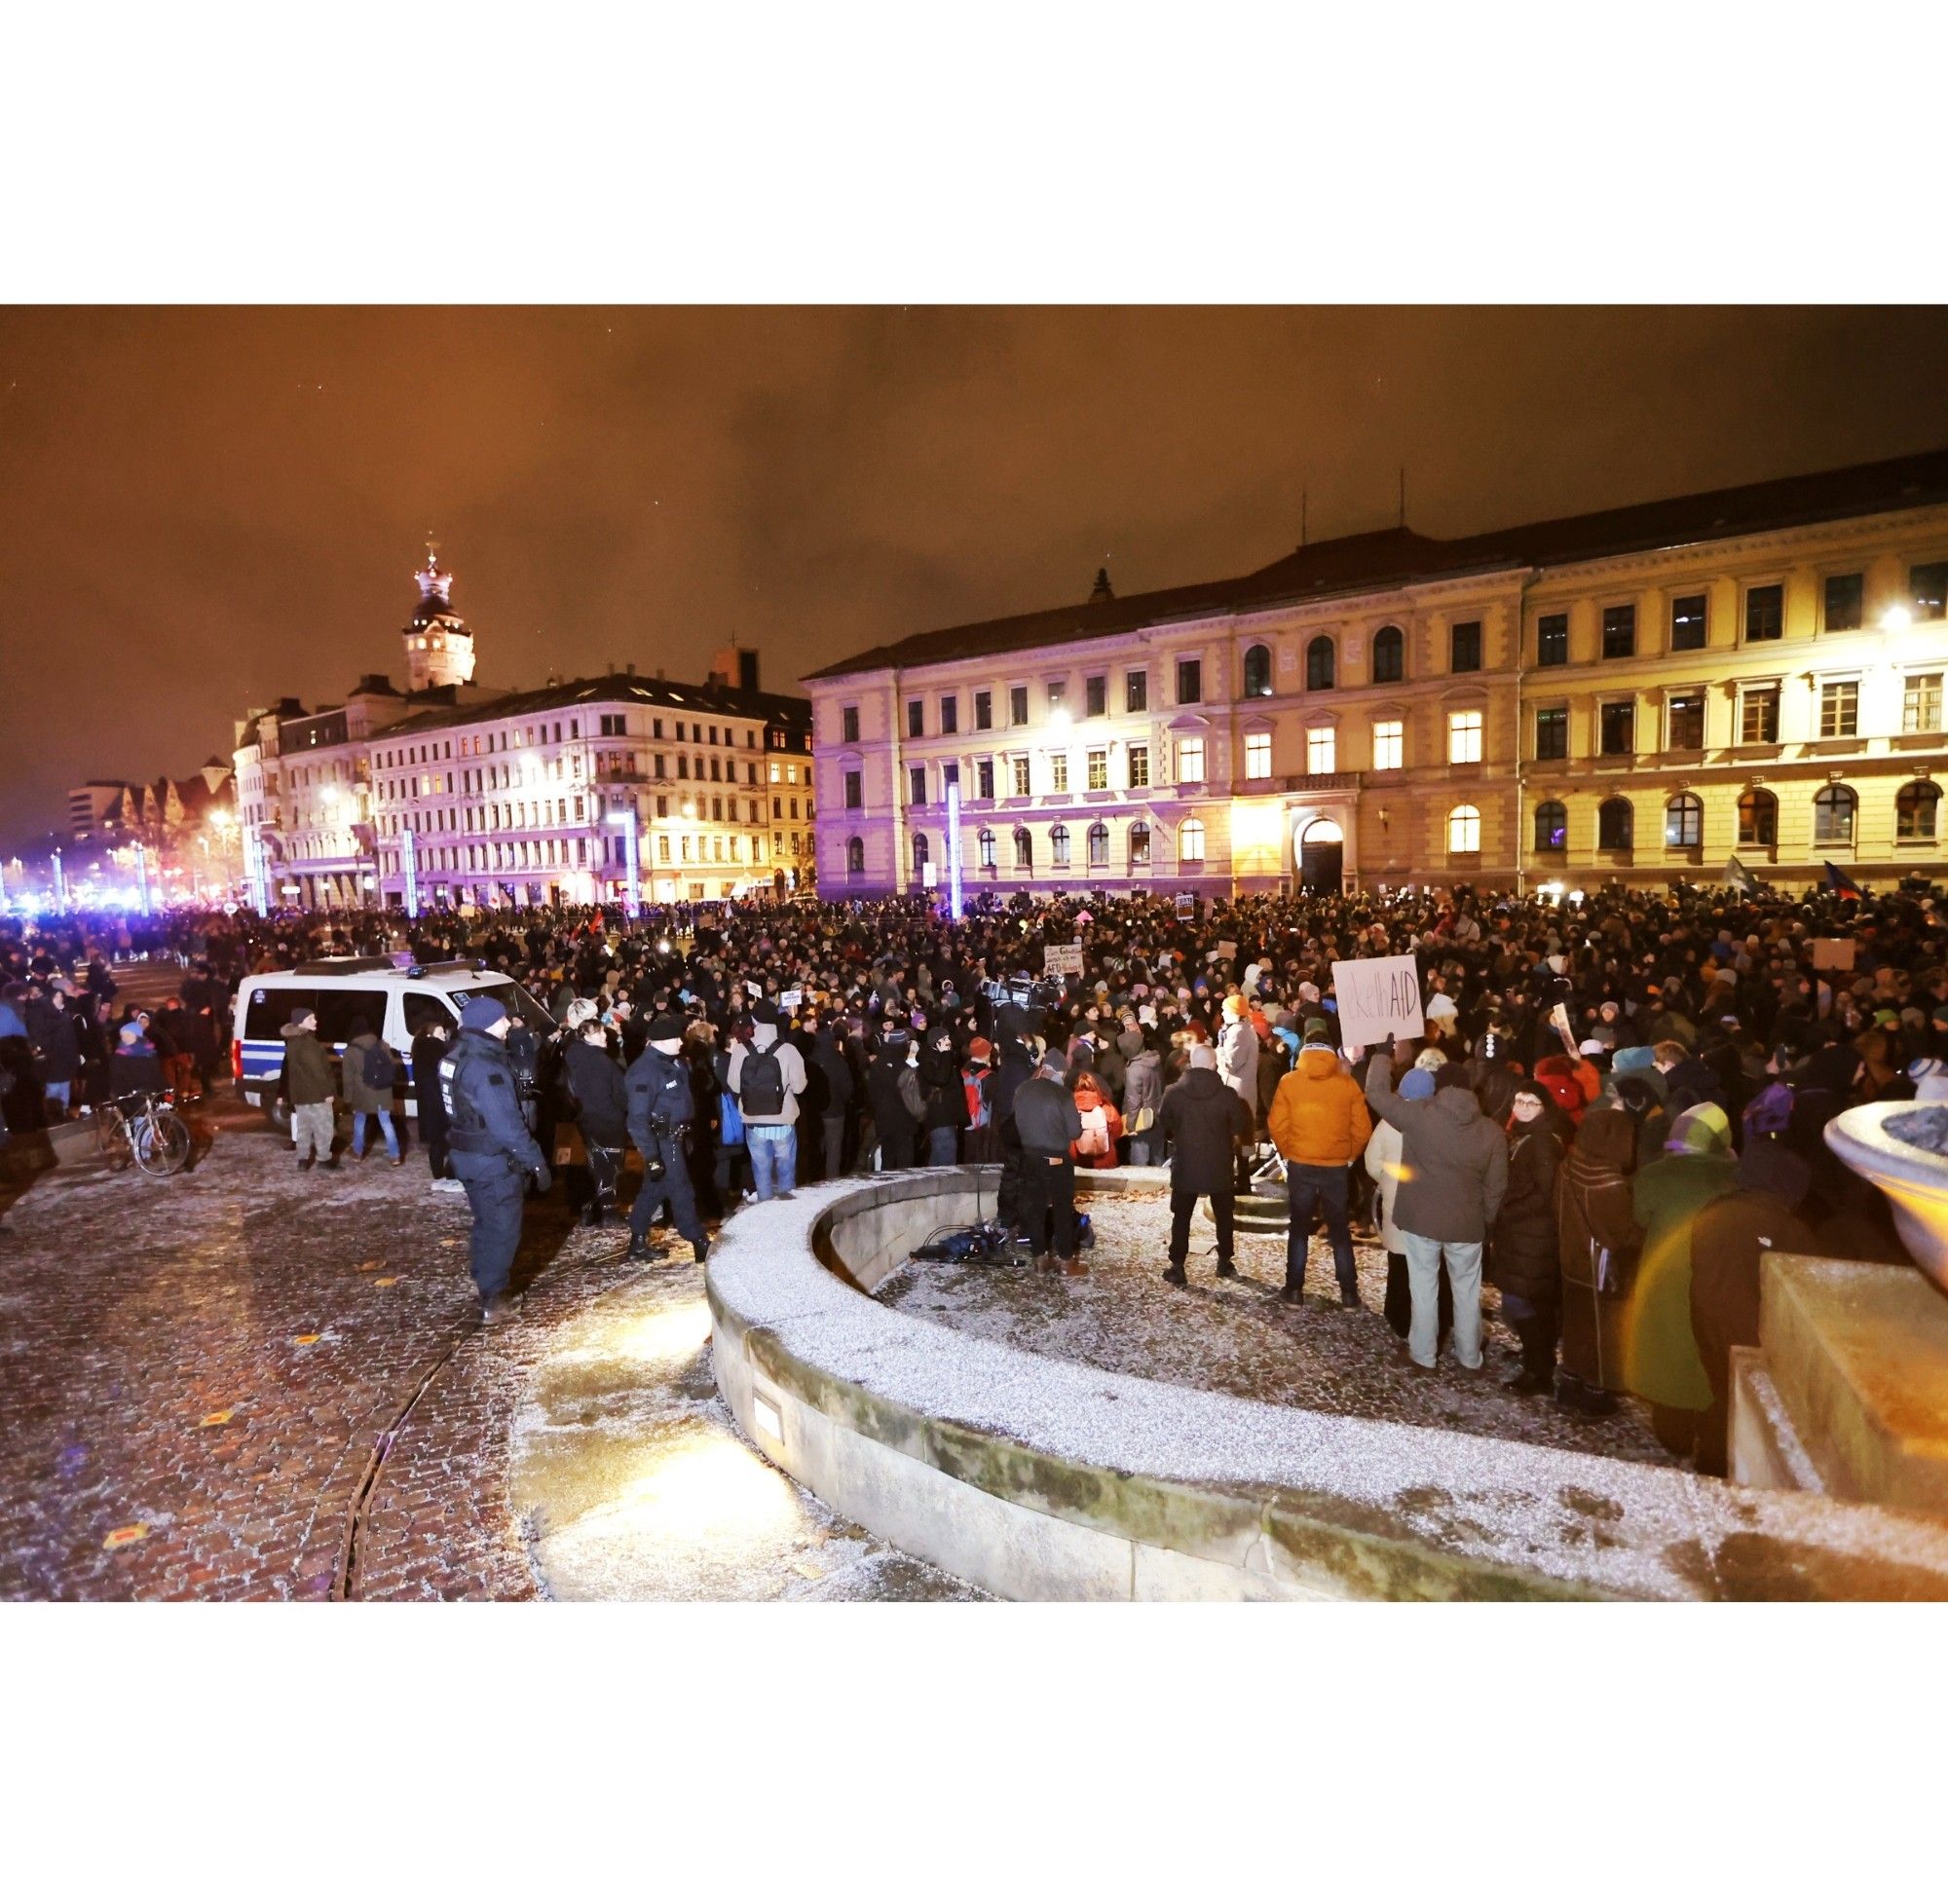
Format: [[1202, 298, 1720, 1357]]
[[1882, 604, 1913, 631]]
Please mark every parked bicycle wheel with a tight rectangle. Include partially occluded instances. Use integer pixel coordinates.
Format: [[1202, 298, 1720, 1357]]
[[94, 1105, 133, 1171], [131, 1107, 192, 1176]]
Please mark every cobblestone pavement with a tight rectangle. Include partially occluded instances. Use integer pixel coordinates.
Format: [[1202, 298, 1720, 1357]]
[[0, 1099, 981, 1602]]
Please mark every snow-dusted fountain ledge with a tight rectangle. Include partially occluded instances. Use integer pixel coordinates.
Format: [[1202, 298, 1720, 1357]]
[[705, 1169, 1948, 1600]]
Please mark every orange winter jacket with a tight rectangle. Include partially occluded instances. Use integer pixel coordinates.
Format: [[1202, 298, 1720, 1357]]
[[1267, 1047, 1373, 1167]]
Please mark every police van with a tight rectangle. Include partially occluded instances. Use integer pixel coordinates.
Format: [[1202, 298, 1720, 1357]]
[[230, 956, 554, 1127]]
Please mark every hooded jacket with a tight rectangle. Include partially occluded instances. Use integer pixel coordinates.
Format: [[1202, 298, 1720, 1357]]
[[1268, 1048, 1372, 1168], [280, 1024, 335, 1106], [1121, 1047, 1163, 1128], [1624, 1102, 1737, 1411], [1555, 1104, 1644, 1391], [727, 1020, 807, 1127], [1364, 1056, 1507, 1243], [1155, 1066, 1254, 1196], [1491, 1110, 1568, 1302]]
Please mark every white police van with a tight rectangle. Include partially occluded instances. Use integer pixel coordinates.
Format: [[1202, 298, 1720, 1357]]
[[230, 956, 554, 1128]]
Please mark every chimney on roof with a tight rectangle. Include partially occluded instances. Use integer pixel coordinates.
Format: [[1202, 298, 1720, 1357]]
[[626, 661, 636, 676], [1089, 567, 1115, 603], [656, 665, 666, 680], [710, 643, 759, 692]]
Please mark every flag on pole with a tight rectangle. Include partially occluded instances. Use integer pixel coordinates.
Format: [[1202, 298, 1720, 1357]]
[[1724, 854, 1758, 895], [1823, 861, 1863, 900]]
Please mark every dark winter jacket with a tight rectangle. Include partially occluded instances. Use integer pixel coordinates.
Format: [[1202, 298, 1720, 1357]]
[[565, 1037, 629, 1147], [865, 1048, 920, 1144], [808, 1027, 855, 1111], [1689, 1180, 1817, 1404], [410, 1029, 451, 1129], [343, 1030, 397, 1114], [1490, 1114, 1566, 1302], [281, 1026, 336, 1106], [919, 1041, 968, 1132], [1011, 1074, 1084, 1159], [1364, 1056, 1508, 1243], [24, 998, 80, 1083], [1661, 1055, 1728, 1120], [1155, 1067, 1254, 1196]]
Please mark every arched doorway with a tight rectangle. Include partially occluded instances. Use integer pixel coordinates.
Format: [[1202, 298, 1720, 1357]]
[[1298, 816, 1343, 894]]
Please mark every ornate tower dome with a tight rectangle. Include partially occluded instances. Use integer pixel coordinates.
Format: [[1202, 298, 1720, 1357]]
[[402, 545, 477, 691]]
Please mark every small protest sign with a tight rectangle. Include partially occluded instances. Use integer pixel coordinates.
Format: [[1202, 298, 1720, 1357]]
[[1217, 939, 1238, 963], [1812, 938, 1854, 970], [779, 988, 804, 1011], [1330, 954, 1426, 1046], [1043, 944, 1085, 978]]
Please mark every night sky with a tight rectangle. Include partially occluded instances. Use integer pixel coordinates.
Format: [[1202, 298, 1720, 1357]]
[[4, 304, 1948, 851]]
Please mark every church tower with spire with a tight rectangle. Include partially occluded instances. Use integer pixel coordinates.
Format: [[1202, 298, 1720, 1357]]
[[401, 547, 477, 691]]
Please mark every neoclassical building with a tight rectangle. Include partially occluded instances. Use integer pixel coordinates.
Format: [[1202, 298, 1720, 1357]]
[[232, 556, 814, 910], [805, 448, 1948, 896]]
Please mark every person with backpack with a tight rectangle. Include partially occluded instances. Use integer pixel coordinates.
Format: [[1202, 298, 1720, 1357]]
[[865, 1025, 921, 1171], [1068, 1069, 1124, 1169], [344, 1014, 403, 1165], [727, 1002, 807, 1202], [919, 1024, 968, 1165]]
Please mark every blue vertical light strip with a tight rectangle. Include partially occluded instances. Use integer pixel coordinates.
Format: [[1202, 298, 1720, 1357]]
[[248, 833, 269, 913], [402, 826, 421, 919], [136, 845, 151, 915], [623, 816, 641, 918], [946, 779, 963, 920]]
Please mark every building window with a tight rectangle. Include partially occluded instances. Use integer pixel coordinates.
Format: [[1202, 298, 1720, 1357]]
[[1245, 732, 1272, 779], [1086, 674, 1106, 718], [1371, 720, 1403, 771], [1050, 823, 1070, 866], [1535, 708, 1568, 761], [1912, 561, 1948, 619], [838, 705, 860, 745], [1371, 625, 1405, 683], [1447, 709, 1483, 764], [1599, 700, 1635, 757], [1305, 726, 1335, 774], [907, 698, 924, 739], [1534, 800, 1567, 851], [843, 770, 863, 810], [976, 828, 995, 871], [1129, 821, 1151, 868], [1665, 792, 1704, 847], [1602, 604, 1636, 659], [1903, 672, 1942, 733], [1670, 594, 1707, 652], [1822, 573, 1863, 633], [1178, 736, 1205, 782], [1536, 613, 1568, 667], [1896, 779, 1941, 840], [1046, 680, 1066, 716], [1818, 679, 1859, 738], [1128, 745, 1150, 788], [1305, 635, 1335, 691], [1447, 803, 1480, 853], [1449, 621, 1481, 673], [1009, 685, 1029, 726], [907, 833, 928, 877], [1126, 669, 1147, 713], [1011, 756, 1030, 797], [1177, 657, 1203, 705], [1738, 787, 1777, 847], [1050, 752, 1068, 796], [1087, 748, 1107, 791], [1598, 797, 1634, 850], [1745, 583, 1784, 643], [942, 763, 958, 793], [908, 765, 926, 806], [1087, 821, 1109, 868], [1813, 784, 1856, 846], [974, 690, 993, 730], [1739, 684, 1780, 744], [976, 758, 994, 800], [940, 694, 958, 736], [1242, 644, 1273, 697], [1179, 819, 1204, 864], [1667, 692, 1705, 751], [1013, 826, 1032, 871]]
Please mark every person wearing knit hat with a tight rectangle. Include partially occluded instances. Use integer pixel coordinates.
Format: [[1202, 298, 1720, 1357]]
[[1367, 1064, 1455, 1348]]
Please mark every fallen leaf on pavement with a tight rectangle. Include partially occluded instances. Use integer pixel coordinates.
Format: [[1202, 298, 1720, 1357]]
[[103, 1524, 149, 1549]]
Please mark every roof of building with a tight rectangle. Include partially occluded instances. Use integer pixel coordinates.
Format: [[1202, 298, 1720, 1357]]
[[366, 668, 811, 743], [804, 445, 1948, 680]]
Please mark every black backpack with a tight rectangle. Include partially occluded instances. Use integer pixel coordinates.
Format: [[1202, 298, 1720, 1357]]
[[362, 1041, 397, 1092], [739, 1049, 786, 1118]]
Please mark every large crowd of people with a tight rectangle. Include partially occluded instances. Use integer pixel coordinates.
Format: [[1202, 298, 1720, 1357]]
[[4, 875, 1945, 1471]]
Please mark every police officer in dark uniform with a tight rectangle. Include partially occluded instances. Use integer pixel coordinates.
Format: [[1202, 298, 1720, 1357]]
[[623, 1013, 710, 1265], [441, 994, 550, 1322]]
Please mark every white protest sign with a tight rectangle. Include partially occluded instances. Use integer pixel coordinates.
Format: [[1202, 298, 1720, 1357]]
[[778, 988, 804, 1011], [1812, 938, 1854, 970], [1043, 943, 1084, 978], [1176, 893, 1196, 918], [1330, 954, 1426, 1045]]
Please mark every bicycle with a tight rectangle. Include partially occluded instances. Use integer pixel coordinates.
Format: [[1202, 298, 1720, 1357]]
[[94, 1092, 194, 1177]]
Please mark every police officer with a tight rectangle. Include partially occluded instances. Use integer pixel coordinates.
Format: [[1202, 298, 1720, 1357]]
[[623, 1013, 710, 1265], [441, 994, 550, 1323]]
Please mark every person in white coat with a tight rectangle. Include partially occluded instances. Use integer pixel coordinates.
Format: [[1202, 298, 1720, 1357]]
[[1218, 994, 1260, 1192], [1363, 1066, 1452, 1349]]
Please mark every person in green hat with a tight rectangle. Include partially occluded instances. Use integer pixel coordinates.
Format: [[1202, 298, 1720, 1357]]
[[1625, 1101, 1738, 1461]]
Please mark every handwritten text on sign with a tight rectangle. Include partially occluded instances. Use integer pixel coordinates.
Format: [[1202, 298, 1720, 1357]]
[[1330, 954, 1425, 1045], [1044, 944, 1085, 978]]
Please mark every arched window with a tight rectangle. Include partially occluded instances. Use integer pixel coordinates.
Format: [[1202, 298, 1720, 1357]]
[[1129, 821, 1151, 868], [1242, 643, 1273, 698], [1306, 635, 1336, 691], [976, 827, 996, 870], [911, 832, 929, 875], [1179, 818, 1206, 863], [1738, 787, 1778, 847], [846, 836, 864, 876], [1050, 822, 1070, 867], [1896, 779, 1940, 840], [1598, 797, 1633, 850], [1371, 624, 1405, 684], [1813, 784, 1856, 846], [1665, 791, 1704, 848], [1012, 825, 1033, 870], [1086, 821, 1109, 868], [1534, 800, 1567, 852], [1447, 803, 1480, 853]]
